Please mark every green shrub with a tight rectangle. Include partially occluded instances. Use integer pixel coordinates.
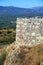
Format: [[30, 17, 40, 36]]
[[0, 51, 6, 65]]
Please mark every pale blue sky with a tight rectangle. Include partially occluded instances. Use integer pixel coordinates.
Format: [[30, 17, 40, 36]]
[[0, 0, 43, 8]]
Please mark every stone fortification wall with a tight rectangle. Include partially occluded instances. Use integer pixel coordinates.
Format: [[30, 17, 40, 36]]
[[16, 17, 43, 46]]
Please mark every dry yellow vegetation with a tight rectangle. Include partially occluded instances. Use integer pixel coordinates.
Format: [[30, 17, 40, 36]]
[[0, 29, 16, 49], [4, 43, 43, 65]]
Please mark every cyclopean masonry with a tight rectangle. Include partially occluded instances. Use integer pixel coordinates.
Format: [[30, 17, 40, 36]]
[[4, 17, 43, 65], [16, 17, 43, 46]]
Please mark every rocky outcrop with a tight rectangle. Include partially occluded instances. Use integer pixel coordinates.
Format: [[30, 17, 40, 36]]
[[4, 43, 43, 65]]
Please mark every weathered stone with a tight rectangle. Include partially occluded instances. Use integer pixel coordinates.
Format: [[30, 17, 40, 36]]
[[16, 18, 43, 46], [4, 17, 43, 65]]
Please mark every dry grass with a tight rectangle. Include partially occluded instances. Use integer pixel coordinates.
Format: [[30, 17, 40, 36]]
[[4, 43, 43, 65], [0, 29, 16, 48]]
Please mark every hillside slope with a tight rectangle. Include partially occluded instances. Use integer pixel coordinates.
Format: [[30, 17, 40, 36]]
[[4, 43, 43, 65], [0, 6, 43, 17]]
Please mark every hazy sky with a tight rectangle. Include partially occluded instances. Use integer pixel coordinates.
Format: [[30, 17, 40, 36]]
[[0, 0, 43, 8]]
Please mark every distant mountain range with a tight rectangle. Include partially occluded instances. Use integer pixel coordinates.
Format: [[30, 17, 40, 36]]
[[0, 6, 43, 29], [0, 6, 43, 17]]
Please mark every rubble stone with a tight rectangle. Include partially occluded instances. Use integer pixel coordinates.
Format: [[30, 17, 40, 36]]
[[16, 17, 43, 46]]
